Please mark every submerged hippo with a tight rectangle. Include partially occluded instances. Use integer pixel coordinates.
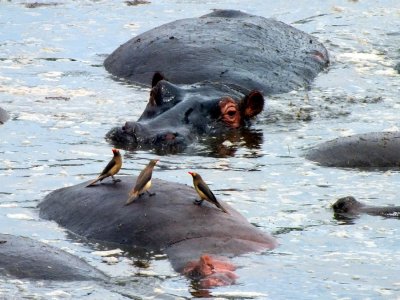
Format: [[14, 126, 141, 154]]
[[306, 132, 400, 168], [104, 10, 329, 152], [0, 234, 106, 281], [106, 73, 265, 152], [0, 107, 9, 124], [333, 196, 400, 219], [39, 176, 277, 287]]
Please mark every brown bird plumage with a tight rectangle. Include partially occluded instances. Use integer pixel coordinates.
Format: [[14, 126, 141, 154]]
[[126, 159, 159, 205], [188, 172, 229, 214], [86, 148, 122, 187]]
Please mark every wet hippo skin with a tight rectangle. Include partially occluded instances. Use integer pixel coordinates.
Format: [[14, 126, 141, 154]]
[[104, 10, 329, 153], [333, 196, 400, 219], [106, 73, 265, 152], [38, 176, 277, 286], [104, 10, 329, 94], [0, 234, 106, 281], [306, 132, 400, 168], [0, 107, 9, 124]]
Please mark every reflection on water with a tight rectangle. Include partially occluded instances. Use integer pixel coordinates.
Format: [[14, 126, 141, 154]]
[[1, 0, 400, 298], [198, 128, 264, 158]]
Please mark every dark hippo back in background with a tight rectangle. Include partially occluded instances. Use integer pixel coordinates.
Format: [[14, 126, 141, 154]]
[[306, 132, 400, 169], [333, 196, 400, 219], [104, 10, 329, 94], [0, 107, 9, 124], [0, 234, 106, 281]]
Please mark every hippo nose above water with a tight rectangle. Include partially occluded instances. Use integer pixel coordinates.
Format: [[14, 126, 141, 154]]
[[122, 121, 137, 133]]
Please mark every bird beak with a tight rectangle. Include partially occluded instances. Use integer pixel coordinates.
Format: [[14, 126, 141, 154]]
[[188, 172, 193, 176]]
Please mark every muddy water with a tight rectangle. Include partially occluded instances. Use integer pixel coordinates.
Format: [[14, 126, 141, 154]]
[[0, 0, 399, 299]]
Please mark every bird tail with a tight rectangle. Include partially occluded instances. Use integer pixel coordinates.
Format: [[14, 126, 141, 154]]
[[86, 175, 105, 187], [125, 191, 138, 206], [217, 203, 229, 214]]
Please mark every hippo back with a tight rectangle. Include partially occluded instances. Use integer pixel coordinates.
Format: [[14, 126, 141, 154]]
[[0, 234, 106, 281], [104, 10, 329, 95], [39, 176, 276, 254], [306, 132, 400, 168], [0, 107, 9, 124]]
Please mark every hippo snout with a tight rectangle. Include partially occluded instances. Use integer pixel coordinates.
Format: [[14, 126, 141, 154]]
[[122, 121, 138, 134], [107, 120, 190, 153], [105, 124, 138, 147]]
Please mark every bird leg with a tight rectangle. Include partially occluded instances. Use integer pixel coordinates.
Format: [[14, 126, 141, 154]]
[[111, 176, 121, 183], [146, 190, 156, 197], [194, 199, 204, 206]]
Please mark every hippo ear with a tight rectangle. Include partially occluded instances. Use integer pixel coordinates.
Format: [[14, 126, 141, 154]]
[[151, 72, 167, 87], [240, 91, 264, 118]]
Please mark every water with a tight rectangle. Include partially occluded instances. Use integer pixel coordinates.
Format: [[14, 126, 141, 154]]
[[1, 0, 399, 299]]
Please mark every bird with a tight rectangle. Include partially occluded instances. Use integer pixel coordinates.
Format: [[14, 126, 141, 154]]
[[188, 171, 229, 214], [86, 148, 122, 187], [126, 159, 159, 205]]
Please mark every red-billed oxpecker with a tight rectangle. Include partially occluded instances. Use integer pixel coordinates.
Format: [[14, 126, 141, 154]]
[[188, 171, 229, 214], [126, 159, 159, 205], [86, 148, 122, 187]]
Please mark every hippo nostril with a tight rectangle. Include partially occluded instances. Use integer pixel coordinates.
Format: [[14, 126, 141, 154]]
[[165, 133, 176, 141], [123, 121, 136, 133]]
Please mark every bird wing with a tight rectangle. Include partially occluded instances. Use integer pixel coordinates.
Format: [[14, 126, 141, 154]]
[[133, 166, 152, 192], [197, 181, 218, 203], [99, 158, 116, 176]]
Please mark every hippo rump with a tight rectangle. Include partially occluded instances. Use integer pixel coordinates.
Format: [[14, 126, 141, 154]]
[[104, 10, 329, 94], [333, 196, 400, 219], [38, 176, 277, 287], [0, 234, 106, 281], [305, 132, 400, 169], [104, 10, 329, 152], [0, 107, 9, 124]]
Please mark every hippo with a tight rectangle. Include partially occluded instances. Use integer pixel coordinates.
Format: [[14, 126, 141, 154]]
[[332, 196, 400, 219], [0, 233, 106, 281], [395, 62, 400, 74], [106, 73, 265, 153], [0, 107, 9, 124], [38, 176, 277, 287], [306, 132, 400, 168], [104, 10, 329, 152]]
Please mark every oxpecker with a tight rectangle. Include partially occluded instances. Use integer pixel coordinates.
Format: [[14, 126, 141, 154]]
[[126, 159, 159, 205], [188, 171, 229, 214], [86, 148, 122, 187]]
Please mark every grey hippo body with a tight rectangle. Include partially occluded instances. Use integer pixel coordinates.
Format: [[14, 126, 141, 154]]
[[39, 176, 277, 285], [306, 132, 400, 168], [104, 10, 328, 94], [0, 107, 9, 124], [333, 196, 400, 219], [104, 10, 329, 152], [0, 234, 106, 281]]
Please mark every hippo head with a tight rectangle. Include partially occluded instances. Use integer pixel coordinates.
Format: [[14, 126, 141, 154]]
[[106, 73, 264, 154], [332, 196, 365, 214], [182, 254, 238, 288]]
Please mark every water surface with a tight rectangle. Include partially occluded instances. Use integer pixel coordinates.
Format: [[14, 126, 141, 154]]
[[0, 0, 399, 299]]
